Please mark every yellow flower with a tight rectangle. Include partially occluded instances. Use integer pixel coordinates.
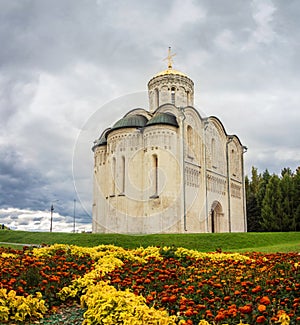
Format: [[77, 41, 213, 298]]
[[1, 252, 17, 258], [0, 289, 47, 322], [278, 312, 290, 325], [81, 281, 177, 325], [175, 247, 250, 262]]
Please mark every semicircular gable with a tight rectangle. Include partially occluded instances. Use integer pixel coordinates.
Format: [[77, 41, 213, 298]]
[[155, 103, 181, 118], [184, 106, 203, 129], [208, 116, 227, 140], [229, 134, 244, 148], [124, 108, 152, 119]]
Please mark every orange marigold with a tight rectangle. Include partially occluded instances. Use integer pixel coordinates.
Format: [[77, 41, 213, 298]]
[[260, 296, 271, 305], [215, 312, 225, 321], [223, 296, 231, 302], [252, 285, 262, 293], [239, 304, 252, 314], [258, 304, 266, 312], [185, 309, 194, 317], [205, 310, 213, 317], [256, 315, 267, 323]]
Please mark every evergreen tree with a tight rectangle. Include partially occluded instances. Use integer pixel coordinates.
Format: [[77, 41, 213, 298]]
[[245, 166, 300, 232], [254, 169, 271, 231], [292, 167, 300, 231], [256, 169, 271, 211], [245, 167, 262, 232], [260, 174, 283, 231], [280, 169, 294, 231]]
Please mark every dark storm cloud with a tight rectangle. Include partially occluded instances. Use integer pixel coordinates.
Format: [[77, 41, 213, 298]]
[[0, 1, 102, 71], [0, 146, 48, 209], [32, 216, 43, 222], [0, 0, 167, 75]]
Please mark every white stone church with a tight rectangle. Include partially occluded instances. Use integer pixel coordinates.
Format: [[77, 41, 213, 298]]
[[92, 50, 247, 234]]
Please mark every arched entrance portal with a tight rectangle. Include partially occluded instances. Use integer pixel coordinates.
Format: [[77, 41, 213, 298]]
[[210, 201, 223, 233]]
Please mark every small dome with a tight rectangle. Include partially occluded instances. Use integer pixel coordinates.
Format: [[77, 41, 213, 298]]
[[146, 113, 179, 127], [111, 114, 148, 131], [154, 67, 187, 78], [92, 128, 111, 151], [96, 134, 108, 146]]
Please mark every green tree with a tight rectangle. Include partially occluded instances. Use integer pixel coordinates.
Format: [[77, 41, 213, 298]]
[[245, 167, 262, 232], [260, 174, 283, 231], [256, 169, 271, 212], [280, 169, 294, 231], [292, 167, 300, 231], [246, 166, 300, 232]]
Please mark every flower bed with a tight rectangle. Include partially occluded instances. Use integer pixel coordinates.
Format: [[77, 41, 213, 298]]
[[0, 244, 298, 324]]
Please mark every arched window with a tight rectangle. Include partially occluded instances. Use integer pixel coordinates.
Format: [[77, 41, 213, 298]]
[[211, 138, 216, 167], [171, 87, 175, 105], [155, 88, 159, 108], [121, 156, 125, 194], [111, 157, 116, 196], [187, 125, 193, 157], [150, 154, 159, 198]]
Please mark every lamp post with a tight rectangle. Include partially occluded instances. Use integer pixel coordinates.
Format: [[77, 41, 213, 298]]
[[50, 200, 58, 232], [50, 204, 54, 232]]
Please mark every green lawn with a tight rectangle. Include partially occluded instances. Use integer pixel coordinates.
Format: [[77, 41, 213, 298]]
[[0, 230, 299, 252]]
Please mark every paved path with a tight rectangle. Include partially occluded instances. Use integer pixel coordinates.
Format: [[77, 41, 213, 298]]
[[0, 241, 39, 246]]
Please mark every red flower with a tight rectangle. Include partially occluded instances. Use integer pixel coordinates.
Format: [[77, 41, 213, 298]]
[[196, 304, 206, 310], [252, 285, 262, 293], [215, 312, 225, 321], [205, 310, 213, 317], [185, 309, 194, 317], [146, 295, 154, 303], [169, 295, 177, 303], [161, 296, 169, 303], [256, 315, 267, 323], [239, 305, 252, 314], [260, 296, 271, 305]]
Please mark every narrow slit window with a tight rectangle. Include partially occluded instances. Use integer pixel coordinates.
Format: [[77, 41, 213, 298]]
[[150, 154, 159, 198], [171, 87, 175, 105], [155, 88, 159, 108], [111, 157, 116, 196], [121, 156, 125, 193], [154, 155, 158, 195]]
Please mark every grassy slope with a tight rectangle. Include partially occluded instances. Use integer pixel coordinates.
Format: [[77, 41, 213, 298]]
[[0, 231, 299, 252]]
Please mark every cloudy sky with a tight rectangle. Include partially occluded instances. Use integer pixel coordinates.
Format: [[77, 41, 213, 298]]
[[0, 0, 299, 232]]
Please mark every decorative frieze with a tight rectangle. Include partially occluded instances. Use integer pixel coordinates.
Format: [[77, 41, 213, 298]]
[[207, 174, 226, 195], [185, 166, 200, 187]]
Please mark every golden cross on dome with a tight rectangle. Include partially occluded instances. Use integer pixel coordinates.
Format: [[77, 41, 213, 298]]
[[164, 47, 176, 69]]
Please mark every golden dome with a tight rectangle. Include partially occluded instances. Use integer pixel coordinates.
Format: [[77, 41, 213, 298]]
[[154, 68, 187, 78], [152, 47, 188, 78]]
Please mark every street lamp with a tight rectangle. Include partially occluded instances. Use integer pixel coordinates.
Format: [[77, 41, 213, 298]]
[[50, 200, 59, 232]]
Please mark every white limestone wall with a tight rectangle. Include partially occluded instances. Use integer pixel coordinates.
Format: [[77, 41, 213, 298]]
[[148, 74, 194, 112], [92, 70, 246, 234]]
